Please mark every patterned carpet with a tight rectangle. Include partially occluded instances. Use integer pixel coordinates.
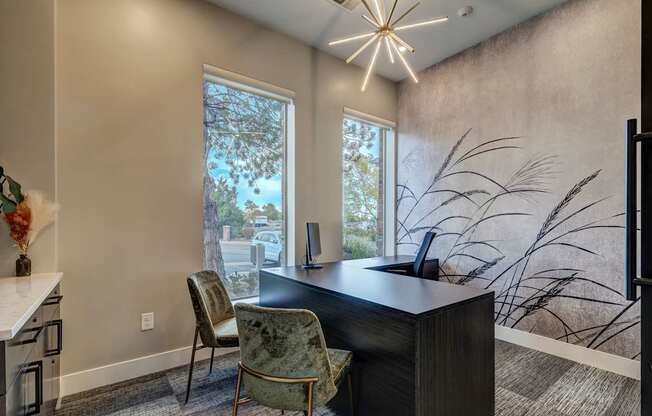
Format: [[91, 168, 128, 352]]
[[56, 341, 640, 416]]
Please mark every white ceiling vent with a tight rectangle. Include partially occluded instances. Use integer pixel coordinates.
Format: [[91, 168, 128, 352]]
[[329, 0, 362, 12]]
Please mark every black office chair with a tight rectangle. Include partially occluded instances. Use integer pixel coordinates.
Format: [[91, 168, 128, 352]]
[[413, 231, 436, 277], [385, 232, 438, 279]]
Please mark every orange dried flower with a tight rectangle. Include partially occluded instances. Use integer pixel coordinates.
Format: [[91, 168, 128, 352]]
[[3, 201, 31, 254]]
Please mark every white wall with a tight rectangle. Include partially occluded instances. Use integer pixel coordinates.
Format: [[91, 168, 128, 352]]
[[0, 0, 56, 276], [55, 0, 397, 375]]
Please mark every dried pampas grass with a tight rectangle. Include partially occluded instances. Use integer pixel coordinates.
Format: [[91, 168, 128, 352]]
[[24, 190, 59, 246]]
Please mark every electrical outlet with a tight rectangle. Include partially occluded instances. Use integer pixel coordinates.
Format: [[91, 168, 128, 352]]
[[141, 312, 154, 331]]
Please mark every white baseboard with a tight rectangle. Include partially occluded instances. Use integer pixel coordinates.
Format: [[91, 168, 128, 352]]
[[496, 325, 640, 380], [60, 325, 639, 398], [60, 345, 238, 398]]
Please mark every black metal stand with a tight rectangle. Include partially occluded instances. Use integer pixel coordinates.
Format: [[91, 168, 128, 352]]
[[625, 119, 652, 416], [185, 326, 214, 404], [302, 247, 322, 270]]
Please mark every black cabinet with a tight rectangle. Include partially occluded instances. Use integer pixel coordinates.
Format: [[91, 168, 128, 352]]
[[0, 285, 62, 416]]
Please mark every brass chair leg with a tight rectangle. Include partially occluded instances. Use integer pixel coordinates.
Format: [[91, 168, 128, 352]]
[[185, 327, 200, 404], [306, 381, 315, 416], [209, 348, 215, 374], [232, 365, 244, 416], [347, 371, 355, 416]]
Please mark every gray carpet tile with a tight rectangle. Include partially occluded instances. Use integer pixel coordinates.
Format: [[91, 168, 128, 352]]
[[495, 341, 575, 401], [56, 341, 640, 416], [495, 387, 533, 416], [603, 378, 641, 416], [57, 372, 175, 416], [528, 364, 629, 416]]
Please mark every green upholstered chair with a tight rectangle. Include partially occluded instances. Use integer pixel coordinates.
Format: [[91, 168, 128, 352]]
[[232, 303, 354, 416], [186, 270, 239, 403]]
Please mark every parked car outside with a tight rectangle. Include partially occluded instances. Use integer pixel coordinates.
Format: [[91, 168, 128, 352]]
[[252, 231, 283, 265]]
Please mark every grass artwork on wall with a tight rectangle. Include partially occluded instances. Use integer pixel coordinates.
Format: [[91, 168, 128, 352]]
[[397, 130, 640, 359]]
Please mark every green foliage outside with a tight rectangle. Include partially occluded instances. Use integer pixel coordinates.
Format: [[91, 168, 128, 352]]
[[343, 234, 378, 260], [203, 81, 285, 242], [203, 80, 285, 299], [342, 118, 384, 260], [211, 178, 245, 238]]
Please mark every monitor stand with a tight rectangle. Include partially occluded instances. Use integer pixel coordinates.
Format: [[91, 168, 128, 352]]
[[302, 253, 323, 270]]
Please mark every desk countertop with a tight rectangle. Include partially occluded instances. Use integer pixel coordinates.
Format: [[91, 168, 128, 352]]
[[0, 273, 62, 341], [261, 256, 492, 316]]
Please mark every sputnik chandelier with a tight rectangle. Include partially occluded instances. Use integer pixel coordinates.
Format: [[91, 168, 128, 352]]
[[329, 0, 448, 91]]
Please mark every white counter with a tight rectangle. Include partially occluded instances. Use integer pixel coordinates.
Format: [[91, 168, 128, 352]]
[[0, 272, 62, 341]]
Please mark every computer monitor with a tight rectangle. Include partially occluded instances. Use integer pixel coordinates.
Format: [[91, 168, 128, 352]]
[[304, 222, 323, 269]]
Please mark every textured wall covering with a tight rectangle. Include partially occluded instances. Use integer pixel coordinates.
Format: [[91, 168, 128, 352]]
[[397, 0, 641, 359]]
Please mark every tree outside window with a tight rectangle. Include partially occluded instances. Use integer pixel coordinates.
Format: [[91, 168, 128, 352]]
[[203, 79, 286, 299], [342, 117, 386, 260]]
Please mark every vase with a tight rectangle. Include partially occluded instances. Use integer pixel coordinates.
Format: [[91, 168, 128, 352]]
[[16, 254, 31, 277]]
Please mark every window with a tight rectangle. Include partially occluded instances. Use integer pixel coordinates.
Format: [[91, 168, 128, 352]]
[[203, 71, 292, 299], [342, 112, 395, 260]]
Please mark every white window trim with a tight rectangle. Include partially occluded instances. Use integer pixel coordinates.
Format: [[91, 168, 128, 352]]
[[204, 64, 295, 103], [343, 107, 397, 257], [202, 64, 297, 272]]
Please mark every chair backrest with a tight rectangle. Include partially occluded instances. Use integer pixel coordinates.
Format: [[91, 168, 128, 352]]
[[413, 231, 436, 277], [187, 270, 234, 347], [234, 303, 337, 411]]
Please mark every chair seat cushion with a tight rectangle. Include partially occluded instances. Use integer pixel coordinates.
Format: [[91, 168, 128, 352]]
[[212, 317, 239, 347], [328, 348, 352, 386]]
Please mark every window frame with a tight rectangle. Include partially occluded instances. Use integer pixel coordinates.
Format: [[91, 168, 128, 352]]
[[342, 108, 397, 259], [202, 65, 296, 299]]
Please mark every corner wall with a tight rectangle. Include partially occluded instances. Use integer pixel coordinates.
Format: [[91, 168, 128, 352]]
[[397, 0, 641, 359], [0, 0, 56, 276], [55, 0, 397, 375]]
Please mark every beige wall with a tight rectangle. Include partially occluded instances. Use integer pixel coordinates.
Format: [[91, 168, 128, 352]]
[[397, 0, 640, 358], [55, 0, 397, 374], [0, 0, 56, 277]]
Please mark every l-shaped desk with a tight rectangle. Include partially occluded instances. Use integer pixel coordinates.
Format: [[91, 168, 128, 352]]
[[259, 256, 494, 416]]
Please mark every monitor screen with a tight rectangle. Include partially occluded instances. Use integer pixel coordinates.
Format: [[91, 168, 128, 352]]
[[306, 222, 322, 260]]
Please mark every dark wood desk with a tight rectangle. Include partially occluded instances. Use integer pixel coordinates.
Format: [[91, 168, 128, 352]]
[[259, 256, 494, 416]]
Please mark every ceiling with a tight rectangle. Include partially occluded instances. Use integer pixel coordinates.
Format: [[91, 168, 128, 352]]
[[207, 0, 568, 81]]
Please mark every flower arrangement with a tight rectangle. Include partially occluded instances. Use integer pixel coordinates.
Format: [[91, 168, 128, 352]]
[[1, 166, 59, 276]]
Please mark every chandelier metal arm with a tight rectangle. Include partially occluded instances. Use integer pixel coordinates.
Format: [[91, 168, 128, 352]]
[[394, 16, 448, 32], [346, 33, 380, 63], [391, 1, 420, 27], [384, 36, 395, 64], [372, 0, 385, 25], [362, 38, 383, 91], [362, 14, 381, 29], [389, 32, 415, 53], [386, 0, 399, 26], [361, 0, 382, 25], [328, 32, 376, 46], [389, 37, 418, 83]]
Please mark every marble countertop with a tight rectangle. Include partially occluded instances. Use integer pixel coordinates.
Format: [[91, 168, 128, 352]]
[[0, 272, 62, 341]]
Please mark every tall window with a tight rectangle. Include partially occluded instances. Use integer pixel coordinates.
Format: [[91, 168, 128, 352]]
[[203, 75, 289, 299], [342, 115, 393, 260]]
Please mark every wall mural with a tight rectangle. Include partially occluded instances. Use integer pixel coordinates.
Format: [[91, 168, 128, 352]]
[[397, 130, 640, 359]]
